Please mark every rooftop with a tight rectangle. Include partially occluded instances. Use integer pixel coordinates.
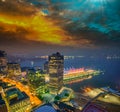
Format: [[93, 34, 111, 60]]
[[49, 52, 64, 59], [34, 104, 57, 112], [54, 101, 76, 111], [82, 102, 107, 112], [5, 88, 29, 105], [83, 88, 120, 112]]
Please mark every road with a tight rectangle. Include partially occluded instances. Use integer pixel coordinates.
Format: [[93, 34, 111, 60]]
[[0, 77, 42, 107]]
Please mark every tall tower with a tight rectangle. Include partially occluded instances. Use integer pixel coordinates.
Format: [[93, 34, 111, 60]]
[[0, 51, 7, 75], [48, 52, 64, 94], [44, 61, 49, 74]]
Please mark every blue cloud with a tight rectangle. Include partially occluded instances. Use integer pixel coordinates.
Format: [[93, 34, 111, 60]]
[[27, 0, 120, 40]]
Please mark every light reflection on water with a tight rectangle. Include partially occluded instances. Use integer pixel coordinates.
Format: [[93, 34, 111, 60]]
[[20, 57, 120, 92]]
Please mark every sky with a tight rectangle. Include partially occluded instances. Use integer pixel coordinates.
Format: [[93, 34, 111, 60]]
[[0, 0, 120, 56]]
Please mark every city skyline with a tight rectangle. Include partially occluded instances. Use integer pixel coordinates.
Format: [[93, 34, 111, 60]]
[[0, 1, 120, 112], [0, 50, 120, 112]]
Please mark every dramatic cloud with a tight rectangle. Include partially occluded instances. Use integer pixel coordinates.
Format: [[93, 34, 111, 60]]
[[0, 1, 69, 45], [25, 0, 120, 46], [0, 0, 120, 54], [0, 0, 36, 16]]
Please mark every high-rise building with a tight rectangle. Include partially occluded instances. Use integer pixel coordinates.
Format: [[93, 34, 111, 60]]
[[27, 69, 46, 94], [0, 50, 7, 75], [44, 61, 49, 74], [5, 88, 31, 112], [0, 81, 31, 112], [7, 63, 21, 76], [48, 52, 64, 94]]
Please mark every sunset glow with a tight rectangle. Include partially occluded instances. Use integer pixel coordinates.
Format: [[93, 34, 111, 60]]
[[0, 12, 70, 45]]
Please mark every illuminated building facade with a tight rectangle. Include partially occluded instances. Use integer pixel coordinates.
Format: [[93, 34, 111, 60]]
[[5, 88, 31, 112], [0, 86, 10, 112], [7, 63, 21, 76], [48, 52, 64, 94], [0, 94, 7, 112], [0, 50, 7, 75], [27, 69, 47, 94]]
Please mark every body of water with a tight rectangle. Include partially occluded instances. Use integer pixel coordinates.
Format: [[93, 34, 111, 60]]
[[20, 57, 120, 92]]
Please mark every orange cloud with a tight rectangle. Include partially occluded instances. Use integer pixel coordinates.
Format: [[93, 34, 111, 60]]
[[0, 11, 71, 44], [0, 1, 92, 47]]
